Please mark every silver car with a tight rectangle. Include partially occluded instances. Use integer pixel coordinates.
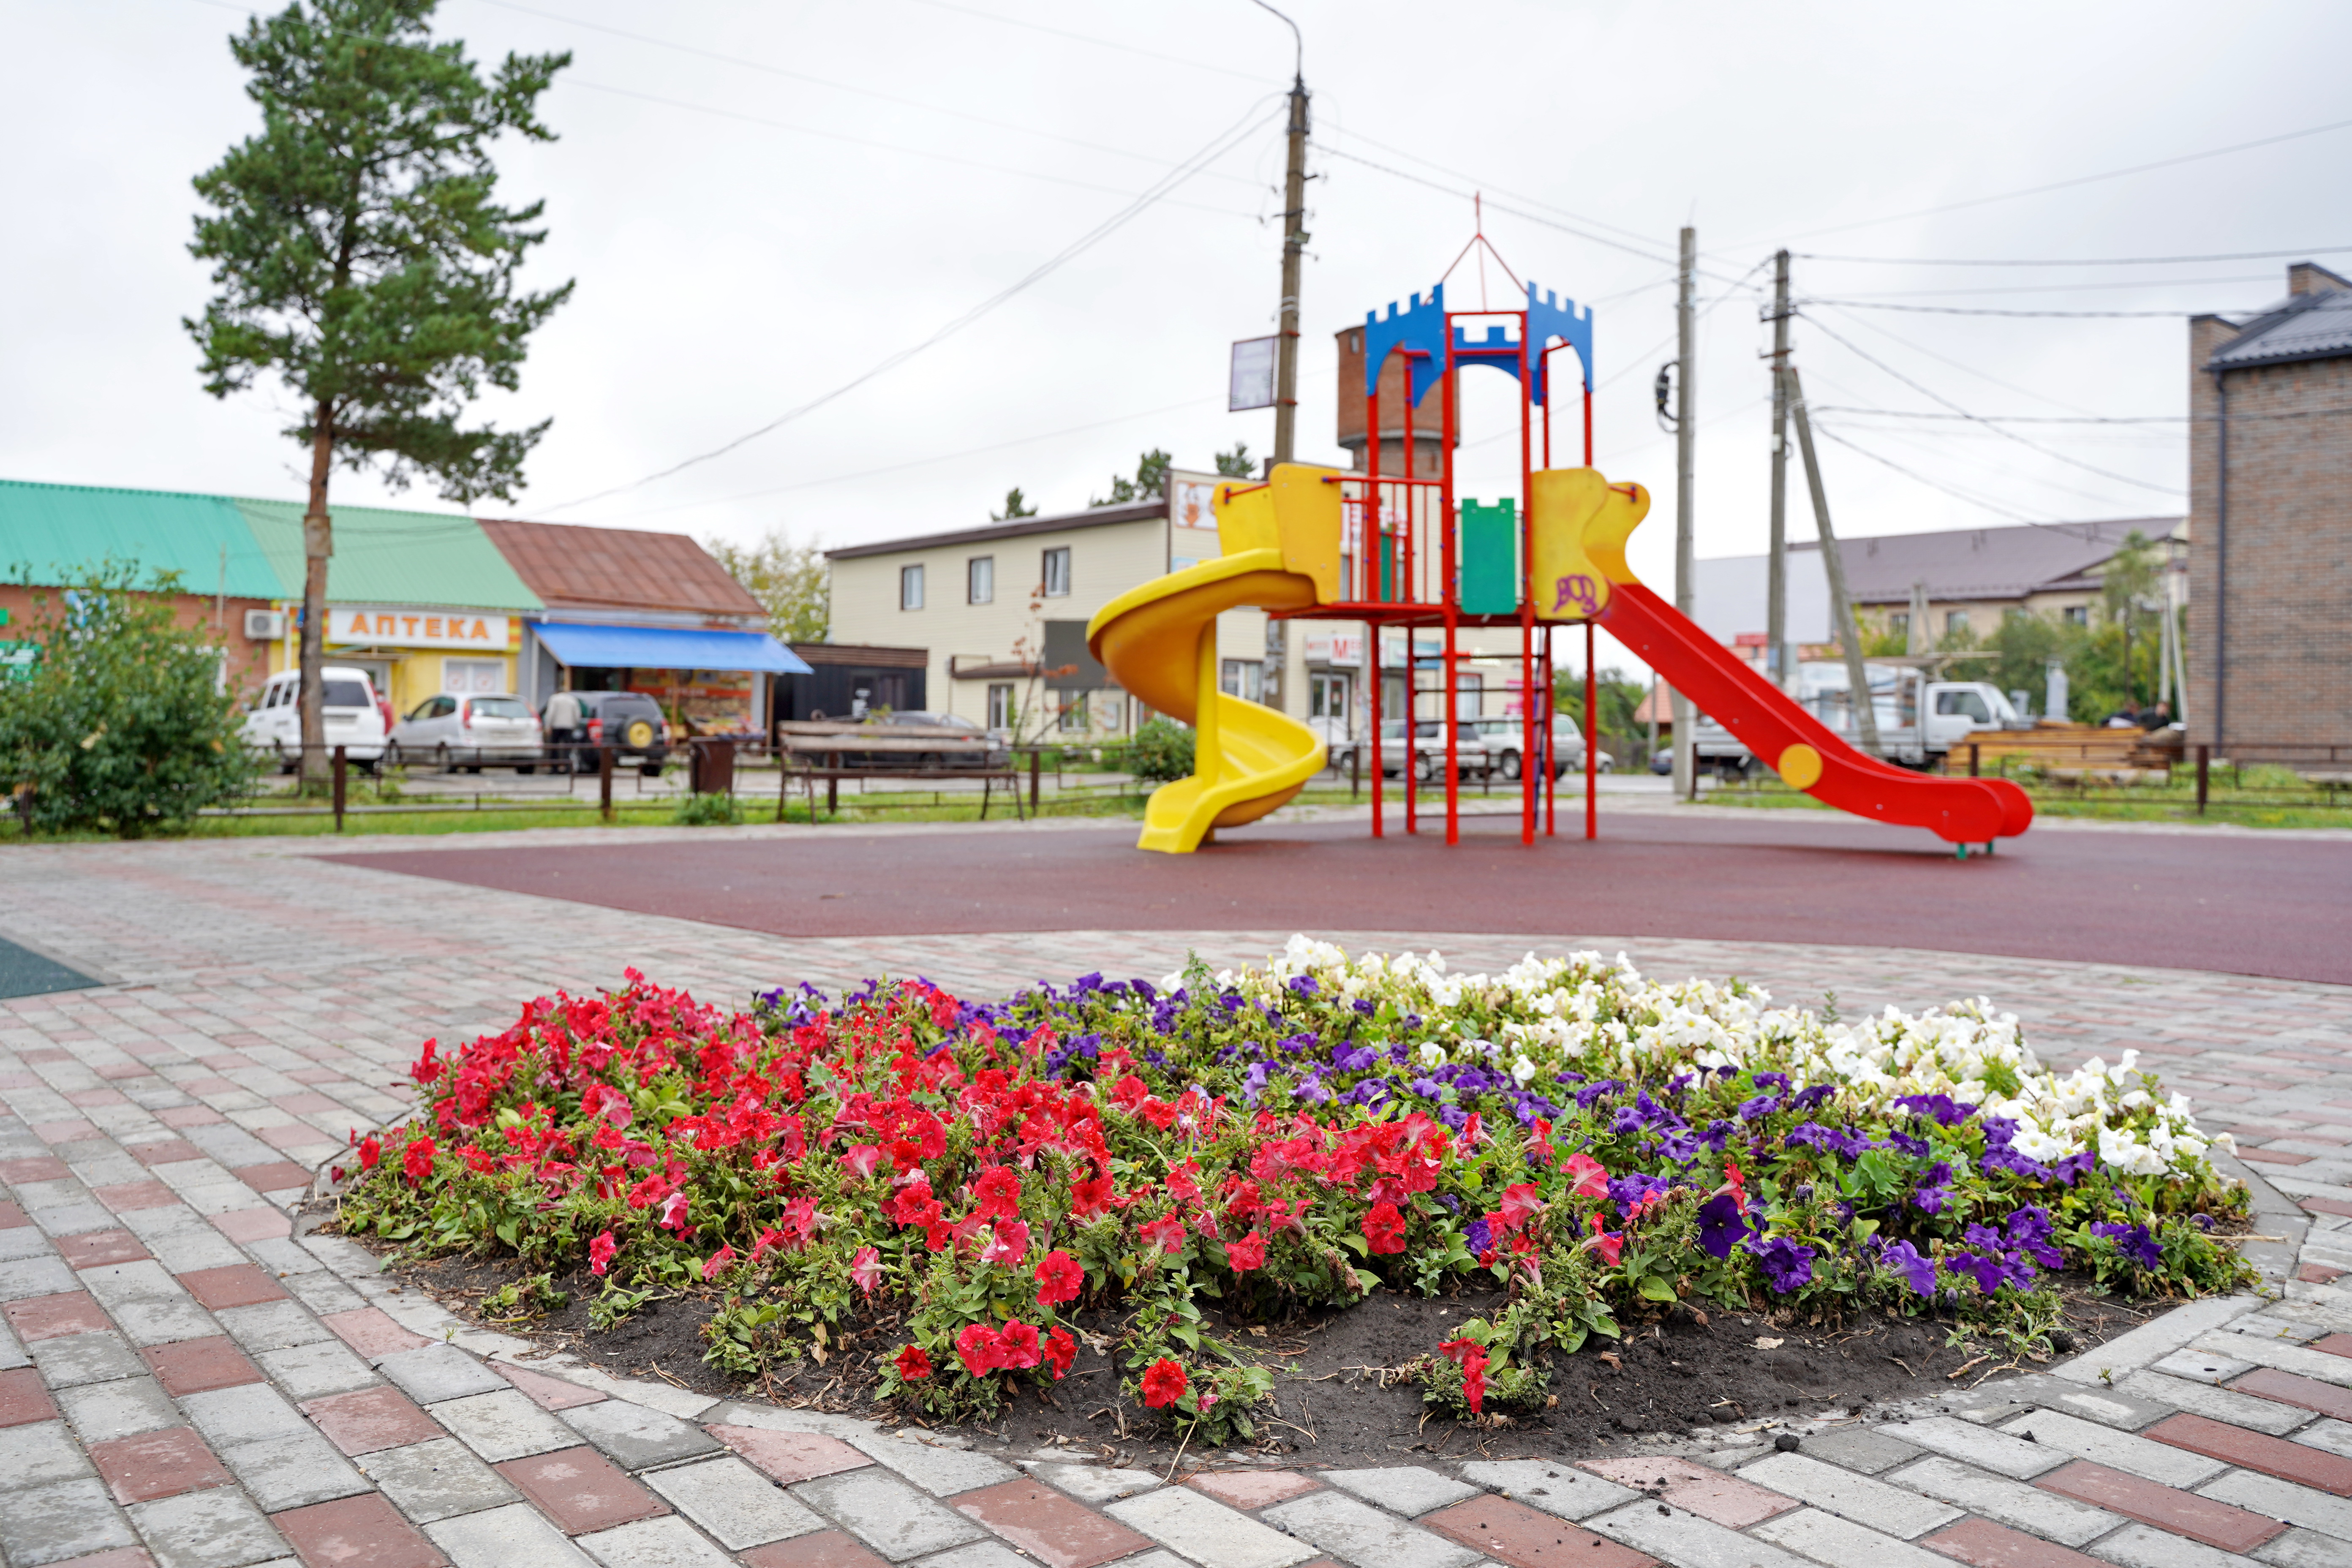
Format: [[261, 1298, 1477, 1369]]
[[1333, 720, 1492, 783], [388, 692, 544, 773], [1470, 715, 1616, 780]]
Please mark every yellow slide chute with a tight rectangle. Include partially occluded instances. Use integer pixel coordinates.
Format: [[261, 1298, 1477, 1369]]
[[1086, 465, 1342, 853]]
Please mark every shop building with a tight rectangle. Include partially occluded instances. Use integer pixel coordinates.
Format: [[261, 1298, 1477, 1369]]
[[480, 518, 808, 738]]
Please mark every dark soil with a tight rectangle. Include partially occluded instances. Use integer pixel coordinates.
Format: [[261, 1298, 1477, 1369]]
[[365, 1238, 2155, 1468]]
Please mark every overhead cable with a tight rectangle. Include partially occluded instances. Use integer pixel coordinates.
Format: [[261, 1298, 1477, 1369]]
[[1797, 245, 2352, 267]]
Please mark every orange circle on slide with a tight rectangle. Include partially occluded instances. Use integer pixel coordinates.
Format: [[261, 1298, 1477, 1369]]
[[1777, 743, 1824, 790]]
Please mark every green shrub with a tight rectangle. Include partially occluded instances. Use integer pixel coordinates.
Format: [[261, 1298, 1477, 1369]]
[[1128, 717, 1195, 784], [0, 566, 259, 837], [671, 791, 743, 826]]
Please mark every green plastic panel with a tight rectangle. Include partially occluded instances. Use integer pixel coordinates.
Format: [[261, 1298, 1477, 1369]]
[[1459, 498, 1518, 615]]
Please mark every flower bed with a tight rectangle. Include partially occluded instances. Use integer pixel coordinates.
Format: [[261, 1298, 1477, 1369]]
[[336, 938, 2255, 1444]]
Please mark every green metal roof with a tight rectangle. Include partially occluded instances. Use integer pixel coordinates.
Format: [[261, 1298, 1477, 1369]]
[[0, 479, 284, 597], [233, 496, 540, 612], [0, 477, 543, 612]]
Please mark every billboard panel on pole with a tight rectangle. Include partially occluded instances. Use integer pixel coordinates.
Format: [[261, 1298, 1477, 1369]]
[[1229, 336, 1277, 411]]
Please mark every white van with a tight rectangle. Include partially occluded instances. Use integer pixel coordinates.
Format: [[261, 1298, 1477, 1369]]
[[241, 666, 389, 771]]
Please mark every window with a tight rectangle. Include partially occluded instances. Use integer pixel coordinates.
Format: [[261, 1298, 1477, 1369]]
[[1936, 689, 1993, 723], [987, 683, 1015, 730], [900, 564, 925, 610], [1889, 612, 1911, 643], [1219, 659, 1263, 702], [444, 658, 504, 694], [2064, 604, 2089, 626], [1041, 546, 1071, 598], [1309, 672, 1350, 723], [1944, 609, 1970, 636], [468, 696, 531, 720], [1454, 672, 1483, 722], [1058, 691, 1089, 731], [320, 679, 373, 708], [1095, 691, 1127, 732], [967, 556, 994, 604]]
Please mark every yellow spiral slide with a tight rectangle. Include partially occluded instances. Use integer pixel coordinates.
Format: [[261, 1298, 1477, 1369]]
[[1086, 465, 1343, 853]]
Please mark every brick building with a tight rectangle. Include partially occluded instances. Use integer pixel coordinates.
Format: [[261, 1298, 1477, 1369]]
[[2189, 262, 2352, 749]]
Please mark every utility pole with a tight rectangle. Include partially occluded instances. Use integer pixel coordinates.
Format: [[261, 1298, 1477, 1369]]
[[1786, 367, 1881, 757], [1670, 226, 1698, 799], [1765, 250, 1791, 690], [1258, 1, 1307, 716]]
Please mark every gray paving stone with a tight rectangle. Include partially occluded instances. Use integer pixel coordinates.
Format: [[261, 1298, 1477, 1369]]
[[355, 1435, 521, 1524], [30, 1329, 144, 1387], [2231, 1314, 2328, 1344], [1885, 1456, 2130, 1546], [2051, 1297, 2260, 1385], [847, 1431, 1018, 1496], [2198, 1469, 2352, 1541], [1018, 1460, 1162, 1503], [58, 1375, 179, 1442], [642, 1456, 825, 1549], [1263, 1488, 1481, 1568], [0, 1317, 27, 1369], [1752, 1506, 1955, 1568], [378, 1343, 511, 1403], [2190, 1333, 2352, 1391], [1999, 1409, 2228, 1487], [2088, 1521, 2244, 1568], [259, 1338, 381, 1400], [2154, 1348, 2259, 1385], [0, 1225, 56, 1262], [577, 1517, 735, 1568], [120, 1208, 245, 1274], [29, 1201, 113, 1236], [1991, 1373, 2177, 1431], [299, 1234, 386, 1279], [128, 1486, 288, 1568], [1878, 1415, 2066, 1479], [215, 1429, 370, 1511], [79, 1259, 217, 1345], [904, 1547, 1028, 1568], [429, 1388, 582, 1463], [217, 1298, 331, 1355], [793, 1466, 989, 1561], [2256, 1526, 2352, 1568], [0, 1476, 138, 1567], [1781, 1425, 1927, 1475], [0, 1419, 98, 1489], [282, 1269, 369, 1316], [1456, 1459, 1642, 1519], [1103, 1485, 1315, 1568], [2296, 1419, 2352, 1459], [1588, 1500, 1816, 1568], [183, 1383, 312, 1447], [0, 1255, 76, 1301], [1740, 1452, 1962, 1539], [2121, 1370, 2313, 1435], [426, 1501, 597, 1568], [245, 1237, 323, 1276], [1319, 1463, 1480, 1517], [560, 1398, 723, 1470]]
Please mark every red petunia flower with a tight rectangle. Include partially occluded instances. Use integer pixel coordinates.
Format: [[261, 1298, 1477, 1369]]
[[1068, 1173, 1116, 1218], [894, 1344, 932, 1380], [1140, 1357, 1188, 1408], [1499, 1182, 1547, 1231], [974, 1167, 1023, 1220], [851, 1245, 884, 1296], [357, 1135, 381, 1171], [1034, 1250, 1083, 1306], [980, 1219, 1031, 1266], [1438, 1336, 1489, 1414], [1361, 1200, 1406, 1255], [1043, 1326, 1076, 1380], [403, 1137, 436, 1185], [956, 1323, 1004, 1377], [843, 1144, 881, 1179], [1224, 1231, 1267, 1271], [1140, 1098, 1178, 1130], [996, 1320, 1042, 1369], [702, 1244, 736, 1280], [1563, 1152, 1609, 1198], [1138, 1216, 1188, 1253], [588, 1230, 617, 1276]]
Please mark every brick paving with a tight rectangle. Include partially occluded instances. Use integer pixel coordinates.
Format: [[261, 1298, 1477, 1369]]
[[0, 834, 2349, 1567]]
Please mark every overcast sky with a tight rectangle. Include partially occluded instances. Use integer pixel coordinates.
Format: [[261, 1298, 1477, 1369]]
[[5, 0, 2346, 667]]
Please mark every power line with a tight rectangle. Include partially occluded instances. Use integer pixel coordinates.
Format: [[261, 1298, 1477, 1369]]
[[1816, 306, 2107, 418], [1826, 274, 2277, 297], [1799, 314, 2183, 496], [539, 99, 1282, 515], [1797, 245, 2352, 268], [1805, 424, 2050, 525], [1805, 298, 2220, 319], [1817, 403, 2352, 426], [471, 0, 1260, 190], [1315, 125, 1673, 254], [564, 80, 1258, 218], [1759, 113, 2352, 244], [892, 0, 1279, 86]]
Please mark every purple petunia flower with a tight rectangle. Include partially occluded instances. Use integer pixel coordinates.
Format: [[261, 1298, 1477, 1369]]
[[1893, 1093, 1973, 1127], [2091, 1221, 2164, 1272], [1910, 1161, 1954, 1215], [1696, 1193, 1752, 1259], [1609, 1172, 1673, 1217], [1877, 1239, 1938, 1296], [1465, 1217, 1492, 1255], [1736, 1094, 1783, 1122], [1750, 1235, 1816, 1293]]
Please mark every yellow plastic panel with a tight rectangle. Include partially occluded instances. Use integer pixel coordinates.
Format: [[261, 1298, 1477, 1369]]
[[1528, 468, 1655, 621]]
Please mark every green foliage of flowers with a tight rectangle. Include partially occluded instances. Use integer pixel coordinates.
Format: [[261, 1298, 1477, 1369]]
[[1127, 717, 1195, 784], [335, 940, 2254, 1445]]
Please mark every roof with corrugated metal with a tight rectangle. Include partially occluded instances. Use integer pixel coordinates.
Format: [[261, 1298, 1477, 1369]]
[[478, 518, 762, 618], [0, 478, 284, 596], [231, 496, 540, 611], [825, 498, 1165, 561], [1790, 516, 2181, 604], [2208, 286, 2352, 370]]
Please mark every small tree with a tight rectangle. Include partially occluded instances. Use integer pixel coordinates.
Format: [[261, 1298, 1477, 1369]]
[[991, 487, 1038, 521], [706, 530, 829, 643], [1214, 442, 1255, 478], [186, 0, 572, 783], [1091, 449, 1173, 507], [0, 569, 261, 838]]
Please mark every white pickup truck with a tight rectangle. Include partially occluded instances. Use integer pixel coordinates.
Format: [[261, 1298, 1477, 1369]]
[[1690, 662, 2024, 779]]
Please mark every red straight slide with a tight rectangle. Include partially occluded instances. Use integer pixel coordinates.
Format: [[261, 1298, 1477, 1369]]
[[1601, 581, 2033, 847]]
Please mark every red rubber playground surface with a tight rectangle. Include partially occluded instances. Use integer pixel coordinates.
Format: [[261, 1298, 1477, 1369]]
[[325, 811, 2352, 986]]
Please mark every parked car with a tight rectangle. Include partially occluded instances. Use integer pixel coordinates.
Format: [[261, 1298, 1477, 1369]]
[[1332, 720, 1493, 783], [1468, 715, 1617, 781], [389, 692, 544, 772], [539, 691, 672, 776], [872, 710, 1012, 769], [1650, 744, 1675, 776], [241, 666, 388, 772]]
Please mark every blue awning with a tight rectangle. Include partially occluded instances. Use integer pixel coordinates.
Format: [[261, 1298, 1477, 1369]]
[[533, 621, 812, 675]]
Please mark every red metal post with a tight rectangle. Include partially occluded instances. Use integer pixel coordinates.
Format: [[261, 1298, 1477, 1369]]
[[1368, 615, 1384, 837], [1584, 376, 1594, 467], [1519, 310, 1535, 847], [1440, 325, 1458, 845], [1584, 621, 1598, 841], [1541, 632, 1556, 836]]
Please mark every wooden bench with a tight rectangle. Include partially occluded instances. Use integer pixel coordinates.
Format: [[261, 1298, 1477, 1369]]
[[769, 723, 1022, 821]]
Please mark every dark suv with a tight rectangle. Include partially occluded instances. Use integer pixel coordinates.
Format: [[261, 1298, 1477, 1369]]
[[542, 691, 671, 776]]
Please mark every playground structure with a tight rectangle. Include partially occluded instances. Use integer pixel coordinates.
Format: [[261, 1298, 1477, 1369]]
[[1087, 251, 2035, 857]]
